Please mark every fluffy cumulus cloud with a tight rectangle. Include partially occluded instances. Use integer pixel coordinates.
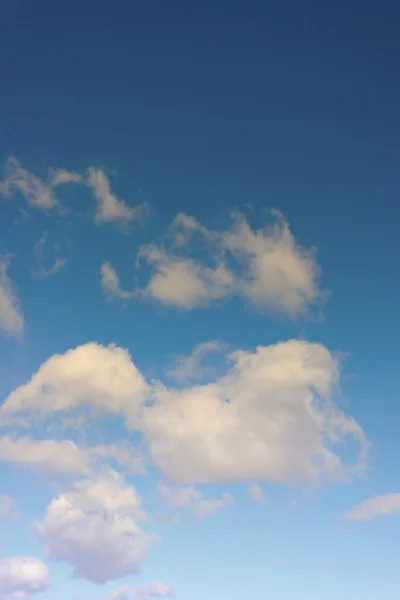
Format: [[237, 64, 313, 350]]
[[1, 340, 368, 488], [104, 210, 324, 317], [0, 342, 149, 428], [343, 493, 400, 521], [0, 256, 24, 335], [104, 581, 174, 600], [0, 557, 49, 600], [34, 468, 159, 583], [142, 339, 368, 485]]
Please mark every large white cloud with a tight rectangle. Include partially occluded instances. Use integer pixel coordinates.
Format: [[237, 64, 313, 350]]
[[1, 340, 367, 488], [142, 339, 367, 485], [103, 210, 324, 318], [0, 342, 148, 428], [343, 493, 400, 521], [0, 557, 49, 600], [34, 468, 159, 583], [0, 256, 24, 334]]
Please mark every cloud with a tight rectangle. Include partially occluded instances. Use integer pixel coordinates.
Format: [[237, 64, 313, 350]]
[[167, 341, 229, 384], [0, 557, 49, 600], [1, 340, 367, 488], [342, 493, 400, 521], [0, 157, 57, 210], [0, 256, 24, 334], [0, 342, 148, 428], [0, 157, 144, 228], [247, 485, 265, 503], [104, 581, 174, 600], [86, 168, 147, 225], [100, 262, 136, 301], [142, 339, 368, 485], [47, 168, 82, 187], [34, 468, 159, 583], [0, 157, 81, 212], [128, 210, 324, 317], [0, 436, 146, 479], [32, 232, 67, 279], [157, 483, 234, 521]]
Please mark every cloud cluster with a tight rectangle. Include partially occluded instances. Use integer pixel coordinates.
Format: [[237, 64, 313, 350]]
[[34, 468, 159, 583], [0, 340, 367, 487], [0, 157, 145, 226], [0, 557, 49, 600], [102, 210, 324, 318]]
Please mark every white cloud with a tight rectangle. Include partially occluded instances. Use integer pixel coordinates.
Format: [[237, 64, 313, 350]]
[[343, 493, 400, 521], [1, 340, 367, 488], [104, 581, 174, 600], [32, 232, 66, 279], [132, 210, 324, 317], [0, 342, 148, 428], [86, 168, 147, 225], [167, 340, 229, 383], [0, 557, 49, 600], [34, 468, 159, 583], [142, 339, 367, 485], [0, 495, 15, 520], [0, 256, 24, 334], [247, 485, 265, 503]]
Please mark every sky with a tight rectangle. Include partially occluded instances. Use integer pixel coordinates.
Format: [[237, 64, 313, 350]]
[[0, 1, 400, 599]]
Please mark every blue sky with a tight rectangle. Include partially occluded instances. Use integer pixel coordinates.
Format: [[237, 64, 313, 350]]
[[1, 1, 400, 599]]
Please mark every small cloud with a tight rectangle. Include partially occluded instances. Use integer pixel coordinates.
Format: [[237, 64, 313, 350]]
[[100, 262, 136, 302], [157, 483, 234, 523], [167, 340, 229, 384], [32, 232, 67, 279], [0, 557, 49, 600], [342, 493, 400, 521], [86, 167, 148, 226], [247, 485, 265, 503]]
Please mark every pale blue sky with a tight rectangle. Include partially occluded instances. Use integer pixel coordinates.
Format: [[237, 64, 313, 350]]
[[1, 2, 400, 599]]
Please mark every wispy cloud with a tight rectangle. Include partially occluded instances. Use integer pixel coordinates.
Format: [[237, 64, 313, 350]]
[[0, 255, 24, 335]]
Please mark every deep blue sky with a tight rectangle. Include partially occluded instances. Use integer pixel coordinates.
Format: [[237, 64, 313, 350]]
[[1, 2, 400, 599]]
